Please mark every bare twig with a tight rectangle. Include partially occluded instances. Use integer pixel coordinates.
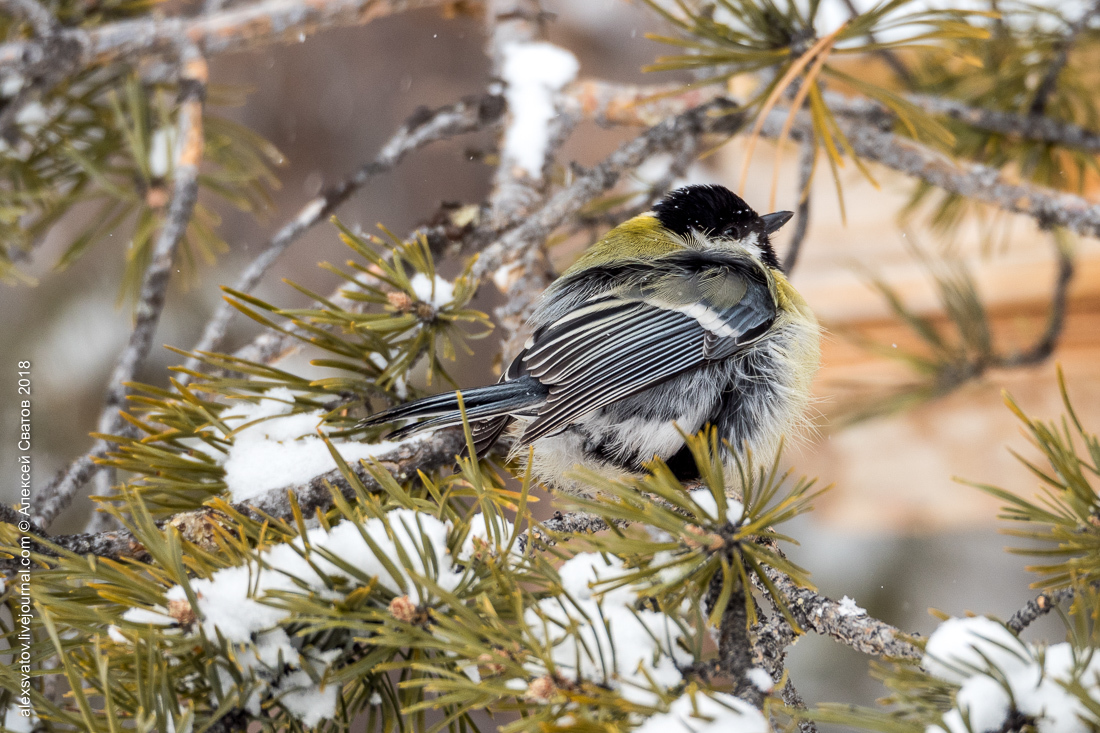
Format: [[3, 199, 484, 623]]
[[1006, 587, 1077, 634], [6, 428, 467, 571], [1028, 1, 1100, 116], [564, 79, 722, 127], [992, 238, 1075, 368], [782, 139, 813, 276], [760, 563, 921, 659], [0, 0, 444, 78], [180, 94, 506, 379], [32, 49, 207, 531]]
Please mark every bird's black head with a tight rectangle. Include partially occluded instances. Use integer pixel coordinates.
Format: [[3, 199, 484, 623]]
[[652, 184, 790, 270]]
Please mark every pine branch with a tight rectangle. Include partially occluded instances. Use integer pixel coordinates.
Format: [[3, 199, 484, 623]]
[[839, 0, 914, 87], [990, 240, 1074, 368], [1027, 0, 1100, 116], [764, 106, 1100, 240], [7, 427, 467, 571], [570, 79, 1100, 155], [0, 0, 444, 79], [892, 94, 1100, 153], [32, 50, 207, 531], [1005, 587, 1077, 634], [759, 562, 921, 660], [707, 570, 760, 706], [782, 139, 814, 276], [180, 93, 506, 380], [529, 509, 919, 663]]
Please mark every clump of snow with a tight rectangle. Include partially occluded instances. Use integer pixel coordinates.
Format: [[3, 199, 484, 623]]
[[924, 616, 1100, 733], [634, 691, 770, 733], [836, 596, 866, 617], [221, 388, 415, 501], [114, 508, 472, 728], [524, 553, 692, 706], [500, 42, 579, 179], [3, 705, 38, 733], [688, 489, 744, 524], [369, 351, 408, 399], [492, 261, 522, 292], [274, 649, 343, 727], [409, 273, 455, 308], [0, 73, 23, 98], [149, 126, 177, 178], [922, 616, 1029, 684], [747, 667, 774, 693], [121, 606, 176, 627]]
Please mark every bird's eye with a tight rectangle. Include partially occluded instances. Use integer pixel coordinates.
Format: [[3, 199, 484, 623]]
[[723, 224, 743, 239]]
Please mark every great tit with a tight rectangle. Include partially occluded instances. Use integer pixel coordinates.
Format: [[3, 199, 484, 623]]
[[360, 184, 820, 494]]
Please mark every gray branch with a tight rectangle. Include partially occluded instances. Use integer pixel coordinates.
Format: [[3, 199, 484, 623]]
[[180, 93, 506, 379], [32, 49, 207, 531], [762, 106, 1100, 241], [1006, 586, 1077, 634], [902, 94, 1100, 153], [7, 427, 466, 572], [0, 0, 444, 77], [782, 139, 814, 277]]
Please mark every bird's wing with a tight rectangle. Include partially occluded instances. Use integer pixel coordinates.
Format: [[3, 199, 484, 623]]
[[517, 262, 775, 444]]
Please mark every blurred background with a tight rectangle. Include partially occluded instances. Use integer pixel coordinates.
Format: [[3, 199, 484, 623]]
[[3, 0, 1098, 708]]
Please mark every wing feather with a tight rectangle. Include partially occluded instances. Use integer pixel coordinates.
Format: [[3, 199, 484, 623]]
[[515, 251, 778, 446]]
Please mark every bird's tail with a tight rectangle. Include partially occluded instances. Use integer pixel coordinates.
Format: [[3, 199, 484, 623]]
[[358, 376, 548, 445]]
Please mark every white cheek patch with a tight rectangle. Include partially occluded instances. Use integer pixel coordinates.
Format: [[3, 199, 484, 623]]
[[738, 232, 762, 259]]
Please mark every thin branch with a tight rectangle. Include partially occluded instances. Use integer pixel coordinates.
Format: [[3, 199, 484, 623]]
[[759, 562, 921, 660], [764, 106, 1100, 240], [32, 49, 207, 531], [782, 139, 813, 276], [472, 98, 748, 278], [564, 79, 722, 128], [577, 79, 1100, 155], [7, 428, 467, 571], [991, 237, 1075, 368], [1006, 587, 1076, 634], [901, 94, 1100, 153], [0, 0, 444, 77], [528, 509, 920, 660], [1027, 0, 1100, 117], [180, 94, 506, 380]]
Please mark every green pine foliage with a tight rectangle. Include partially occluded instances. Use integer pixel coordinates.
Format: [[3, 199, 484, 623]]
[[4, 0, 1100, 731]]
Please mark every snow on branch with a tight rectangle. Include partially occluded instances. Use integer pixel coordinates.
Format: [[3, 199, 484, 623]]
[[8, 427, 466, 571]]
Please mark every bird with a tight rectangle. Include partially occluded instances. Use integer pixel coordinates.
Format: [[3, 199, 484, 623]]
[[359, 184, 820, 495]]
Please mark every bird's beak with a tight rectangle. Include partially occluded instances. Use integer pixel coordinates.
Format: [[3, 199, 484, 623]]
[[761, 211, 794, 234]]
